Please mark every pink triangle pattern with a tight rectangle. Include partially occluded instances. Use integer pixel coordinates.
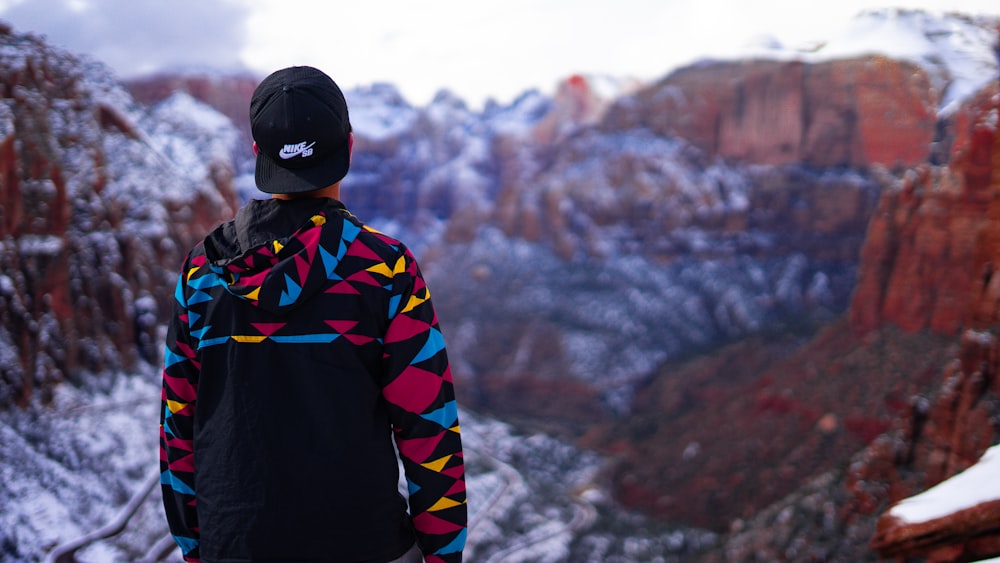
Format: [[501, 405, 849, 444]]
[[383, 366, 444, 414], [250, 322, 286, 337]]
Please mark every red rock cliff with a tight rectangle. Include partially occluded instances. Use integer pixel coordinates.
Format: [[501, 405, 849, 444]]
[[850, 85, 1000, 336], [848, 82, 1000, 560], [0, 27, 239, 406], [604, 56, 937, 169]]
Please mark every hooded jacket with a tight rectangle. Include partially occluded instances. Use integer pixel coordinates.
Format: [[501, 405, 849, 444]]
[[159, 198, 466, 563]]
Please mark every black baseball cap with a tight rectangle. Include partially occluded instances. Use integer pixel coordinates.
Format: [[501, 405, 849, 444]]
[[250, 66, 352, 194]]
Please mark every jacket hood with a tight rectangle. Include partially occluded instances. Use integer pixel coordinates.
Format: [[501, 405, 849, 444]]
[[202, 198, 356, 315]]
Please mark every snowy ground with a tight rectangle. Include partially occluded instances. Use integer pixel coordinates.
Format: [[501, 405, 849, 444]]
[[0, 370, 165, 562], [0, 369, 710, 562]]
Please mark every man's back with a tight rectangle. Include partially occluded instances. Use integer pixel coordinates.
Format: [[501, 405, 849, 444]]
[[160, 66, 466, 563]]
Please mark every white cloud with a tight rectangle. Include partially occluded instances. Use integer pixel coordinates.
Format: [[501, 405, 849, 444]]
[[1, 0, 998, 107], [0, 0, 252, 76]]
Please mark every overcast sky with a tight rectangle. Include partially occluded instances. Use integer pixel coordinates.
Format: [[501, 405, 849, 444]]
[[0, 0, 998, 108]]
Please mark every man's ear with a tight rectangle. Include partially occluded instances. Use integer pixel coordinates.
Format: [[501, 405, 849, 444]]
[[252, 141, 259, 155], [348, 133, 354, 163]]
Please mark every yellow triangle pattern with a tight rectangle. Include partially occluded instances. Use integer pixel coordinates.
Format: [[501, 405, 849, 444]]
[[311, 214, 326, 227], [366, 261, 394, 278], [186, 266, 201, 282], [367, 256, 407, 279], [167, 400, 188, 414], [272, 240, 284, 254], [449, 424, 461, 434], [401, 287, 430, 314], [427, 497, 463, 512], [421, 455, 451, 473], [245, 287, 261, 302], [232, 335, 268, 343]]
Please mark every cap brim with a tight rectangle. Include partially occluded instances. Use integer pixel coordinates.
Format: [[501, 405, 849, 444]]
[[255, 147, 350, 194]]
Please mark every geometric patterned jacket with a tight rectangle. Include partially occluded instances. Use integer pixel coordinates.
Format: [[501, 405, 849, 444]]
[[159, 197, 466, 562]]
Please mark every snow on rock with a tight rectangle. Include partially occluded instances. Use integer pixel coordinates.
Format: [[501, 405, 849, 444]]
[[729, 9, 999, 116], [0, 377, 711, 562], [890, 444, 1000, 524], [345, 83, 419, 141], [812, 10, 999, 116], [0, 22, 242, 407], [617, 10, 995, 172], [483, 89, 553, 136], [141, 91, 241, 202], [459, 410, 716, 561], [0, 371, 163, 562], [872, 444, 1000, 560]]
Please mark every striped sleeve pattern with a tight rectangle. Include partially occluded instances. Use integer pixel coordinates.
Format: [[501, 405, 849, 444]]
[[381, 247, 467, 563], [159, 258, 204, 562]]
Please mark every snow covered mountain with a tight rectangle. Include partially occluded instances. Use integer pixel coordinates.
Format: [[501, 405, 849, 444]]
[[0, 25, 241, 409], [1, 8, 999, 563]]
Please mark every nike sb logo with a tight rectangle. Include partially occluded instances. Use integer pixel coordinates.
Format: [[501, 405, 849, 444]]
[[279, 141, 316, 159]]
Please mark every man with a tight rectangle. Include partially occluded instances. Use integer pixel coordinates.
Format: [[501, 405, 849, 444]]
[[159, 66, 466, 563]]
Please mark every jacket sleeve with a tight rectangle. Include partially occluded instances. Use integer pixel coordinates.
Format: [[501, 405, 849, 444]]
[[381, 249, 467, 563], [160, 263, 202, 562]]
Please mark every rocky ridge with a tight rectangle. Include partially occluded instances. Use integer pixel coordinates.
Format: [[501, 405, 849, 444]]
[[603, 56, 937, 169], [856, 79, 1000, 561], [564, 9, 1000, 553], [694, 51, 1000, 561], [0, 24, 240, 407]]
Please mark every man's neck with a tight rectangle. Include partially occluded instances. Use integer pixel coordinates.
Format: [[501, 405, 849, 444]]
[[272, 182, 341, 201]]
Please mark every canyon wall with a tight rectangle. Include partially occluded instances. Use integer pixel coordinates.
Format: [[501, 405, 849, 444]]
[[856, 82, 1000, 562], [0, 25, 239, 406], [574, 18, 1000, 548], [603, 56, 937, 169]]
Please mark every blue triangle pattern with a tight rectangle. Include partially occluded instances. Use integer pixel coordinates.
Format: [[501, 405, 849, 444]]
[[342, 220, 361, 244], [198, 336, 231, 349], [188, 274, 226, 291], [187, 289, 214, 306], [173, 276, 185, 305], [419, 400, 458, 429], [437, 529, 467, 555], [164, 348, 188, 368], [320, 245, 340, 279], [388, 295, 402, 320], [280, 274, 302, 306], [161, 470, 196, 496], [190, 325, 213, 341], [412, 328, 445, 364], [173, 535, 199, 556], [162, 411, 175, 436]]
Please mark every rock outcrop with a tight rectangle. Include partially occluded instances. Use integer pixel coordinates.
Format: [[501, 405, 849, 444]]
[[849, 82, 1000, 561], [576, 19, 1000, 540], [0, 25, 239, 407], [850, 85, 1000, 336], [684, 69, 1000, 561], [126, 71, 259, 147], [603, 56, 937, 169], [873, 446, 1000, 562]]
